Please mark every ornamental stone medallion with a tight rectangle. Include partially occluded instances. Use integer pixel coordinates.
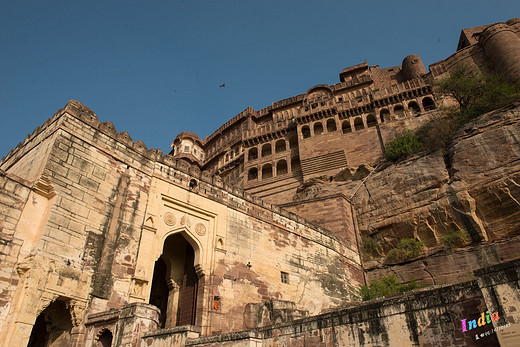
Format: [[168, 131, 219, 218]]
[[163, 212, 176, 226], [195, 223, 206, 236]]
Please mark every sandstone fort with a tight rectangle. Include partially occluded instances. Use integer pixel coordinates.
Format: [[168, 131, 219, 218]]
[[1, 18, 520, 346]]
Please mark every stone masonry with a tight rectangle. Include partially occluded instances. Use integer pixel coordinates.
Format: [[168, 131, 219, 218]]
[[0, 18, 520, 347]]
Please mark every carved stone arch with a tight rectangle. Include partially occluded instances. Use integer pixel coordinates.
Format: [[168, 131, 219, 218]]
[[151, 228, 204, 328], [162, 227, 205, 277], [96, 328, 114, 347], [304, 85, 333, 104], [36, 293, 60, 317], [95, 327, 113, 341]]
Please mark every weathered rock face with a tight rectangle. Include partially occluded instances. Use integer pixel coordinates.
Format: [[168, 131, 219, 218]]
[[355, 104, 520, 245], [293, 103, 520, 284]]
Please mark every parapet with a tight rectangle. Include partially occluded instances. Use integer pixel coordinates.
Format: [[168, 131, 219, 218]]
[[6, 100, 341, 249]]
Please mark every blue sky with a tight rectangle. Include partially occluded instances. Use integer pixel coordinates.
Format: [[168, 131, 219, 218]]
[[1, 1, 519, 158]]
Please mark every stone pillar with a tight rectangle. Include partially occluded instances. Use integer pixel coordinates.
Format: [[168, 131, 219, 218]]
[[166, 279, 180, 327], [480, 22, 520, 82]]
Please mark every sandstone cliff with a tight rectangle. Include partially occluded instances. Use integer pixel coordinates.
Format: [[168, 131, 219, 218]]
[[294, 103, 520, 284]]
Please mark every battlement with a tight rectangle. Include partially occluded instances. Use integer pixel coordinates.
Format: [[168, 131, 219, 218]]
[[1, 100, 347, 250]]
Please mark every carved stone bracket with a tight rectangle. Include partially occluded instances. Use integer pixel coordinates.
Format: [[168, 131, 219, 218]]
[[68, 300, 87, 327], [194, 264, 205, 278], [32, 175, 56, 198], [166, 278, 179, 292], [36, 292, 60, 316]]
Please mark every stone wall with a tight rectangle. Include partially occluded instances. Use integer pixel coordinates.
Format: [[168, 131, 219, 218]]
[[177, 258, 520, 347], [0, 101, 363, 346], [0, 173, 31, 335], [280, 194, 358, 252]]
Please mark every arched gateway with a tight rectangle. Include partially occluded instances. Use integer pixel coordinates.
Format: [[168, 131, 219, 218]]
[[149, 233, 200, 328]]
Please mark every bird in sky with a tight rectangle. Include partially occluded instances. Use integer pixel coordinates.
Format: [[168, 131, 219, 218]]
[[219, 83, 226, 88]]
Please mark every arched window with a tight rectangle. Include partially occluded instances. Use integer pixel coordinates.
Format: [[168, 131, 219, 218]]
[[326, 119, 337, 132], [342, 120, 352, 133], [248, 168, 258, 181], [380, 109, 390, 123], [394, 105, 405, 118], [314, 122, 323, 135], [275, 139, 286, 153], [262, 164, 273, 179], [408, 101, 421, 115], [422, 97, 436, 110], [289, 135, 298, 149], [354, 117, 364, 131], [276, 160, 288, 176], [261, 143, 272, 157], [291, 156, 301, 173], [366, 114, 377, 127], [301, 126, 311, 139], [248, 148, 258, 161]]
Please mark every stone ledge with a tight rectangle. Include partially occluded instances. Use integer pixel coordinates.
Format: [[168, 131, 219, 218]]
[[142, 324, 201, 338]]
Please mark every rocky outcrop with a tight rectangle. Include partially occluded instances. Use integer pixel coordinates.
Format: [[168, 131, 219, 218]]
[[294, 103, 520, 284], [354, 103, 520, 249]]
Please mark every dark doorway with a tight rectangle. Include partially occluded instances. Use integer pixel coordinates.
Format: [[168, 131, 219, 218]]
[[177, 245, 198, 325], [98, 329, 113, 347], [28, 300, 73, 347], [149, 233, 199, 327], [149, 257, 169, 327]]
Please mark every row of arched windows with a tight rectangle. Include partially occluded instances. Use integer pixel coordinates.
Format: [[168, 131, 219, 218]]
[[380, 97, 436, 121], [301, 97, 436, 138], [247, 158, 300, 181], [301, 114, 379, 138], [247, 136, 298, 162]]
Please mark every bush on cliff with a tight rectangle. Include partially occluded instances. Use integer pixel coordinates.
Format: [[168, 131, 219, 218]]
[[359, 274, 423, 301], [385, 238, 424, 263], [384, 130, 422, 161], [440, 229, 468, 249], [384, 67, 520, 162], [437, 66, 520, 121], [361, 236, 383, 260]]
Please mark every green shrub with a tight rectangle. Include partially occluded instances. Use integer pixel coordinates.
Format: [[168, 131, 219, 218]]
[[440, 229, 468, 249], [385, 238, 424, 263], [361, 237, 382, 259], [415, 116, 457, 152], [383, 67, 520, 163], [359, 274, 424, 301], [437, 66, 520, 122], [384, 130, 422, 161]]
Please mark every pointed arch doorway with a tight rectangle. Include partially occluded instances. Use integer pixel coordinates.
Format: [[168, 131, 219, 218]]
[[149, 233, 199, 328]]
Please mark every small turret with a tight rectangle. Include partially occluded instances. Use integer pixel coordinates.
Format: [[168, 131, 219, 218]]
[[170, 131, 205, 166], [480, 20, 520, 82], [401, 54, 426, 81]]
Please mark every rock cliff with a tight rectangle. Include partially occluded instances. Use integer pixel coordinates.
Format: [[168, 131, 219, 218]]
[[294, 103, 520, 284]]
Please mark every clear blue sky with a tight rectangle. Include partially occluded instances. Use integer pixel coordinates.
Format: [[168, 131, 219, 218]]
[[1, 1, 519, 158]]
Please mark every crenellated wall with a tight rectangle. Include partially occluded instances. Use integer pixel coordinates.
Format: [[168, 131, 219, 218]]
[[0, 100, 363, 346]]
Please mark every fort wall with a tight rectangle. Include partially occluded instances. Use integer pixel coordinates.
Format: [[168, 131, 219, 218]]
[[0, 101, 363, 346], [183, 259, 520, 347]]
